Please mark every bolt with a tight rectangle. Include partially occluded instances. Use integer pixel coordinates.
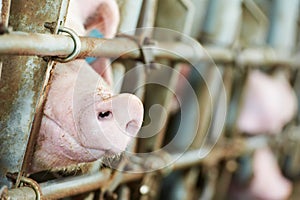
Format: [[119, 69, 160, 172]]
[[140, 185, 150, 195], [44, 22, 57, 32]]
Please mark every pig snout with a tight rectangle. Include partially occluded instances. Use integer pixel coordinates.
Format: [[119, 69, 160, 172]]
[[77, 93, 144, 155], [109, 94, 144, 138]]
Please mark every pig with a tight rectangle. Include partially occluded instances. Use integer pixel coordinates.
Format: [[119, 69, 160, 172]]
[[233, 70, 297, 199], [249, 147, 292, 200], [30, 0, 144, 173], [237, 70, 297, 135], [229, 148, 292, 200]]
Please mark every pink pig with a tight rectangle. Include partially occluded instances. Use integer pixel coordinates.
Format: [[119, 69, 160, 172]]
[[30, 0, 143, 172], [249, 147, 292, 200], [238, 70, 297, 135], [237, 70, 297, 199]]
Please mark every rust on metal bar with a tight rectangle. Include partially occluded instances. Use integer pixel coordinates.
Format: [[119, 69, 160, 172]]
[[7, 187, 37, 200], [1, 0, 11, 26], [0, 0, 70, 187], [0, 32, 299, 67], [21, 0, 70, 177], [41, 170, 111, 199], [0, 0, 11, 80], [5, 136, 266, 199]]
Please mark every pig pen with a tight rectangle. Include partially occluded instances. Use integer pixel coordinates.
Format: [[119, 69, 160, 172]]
[[1, 0, 300, 199]]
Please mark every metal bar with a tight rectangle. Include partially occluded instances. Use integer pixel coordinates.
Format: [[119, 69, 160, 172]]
[[243, 0, 268, 25], [0, 0, 11, 80], [267, 0, 300, 179], [118, 0, 143, 34], [180, 0, 195, 35], [267, 0, 299, 55], [5, 136, 265, 199], [137, 0, 158, 37], [41, 170, 111, 199], [0, 0, 69, 187], [0, 33, 142, 58], [134, 0, 158, 102], [21, 0, 71, 176], [0, 32, 299, 67], [1, 0, 11, 26], [8, 187, 37, 200], [191, 0, 241, 151], [155, 0, 195, 35]]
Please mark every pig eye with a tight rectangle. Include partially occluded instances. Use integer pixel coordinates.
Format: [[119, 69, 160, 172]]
[[98, 111, 112, 120]]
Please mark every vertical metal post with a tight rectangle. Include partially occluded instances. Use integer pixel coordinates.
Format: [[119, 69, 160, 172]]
[[202, 1, 241, 198], [159, 1, 241, 199], [0, 0, 11, 80], [155, 0, 196, 36], [137, 0, 158, 37], [267, 0, 300, 180], [0, 0, 69, 187], [135, 0, 160, 152], [266, 0, 299, 125], [192, 0, 241, 198], [118, 0, 143, 34], [192, 0, 241, 149], [267, 0, 299, 55]]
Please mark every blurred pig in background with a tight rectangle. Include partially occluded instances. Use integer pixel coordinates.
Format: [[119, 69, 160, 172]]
[[233, 70, 297, 200], [238, 70, 297, 135]]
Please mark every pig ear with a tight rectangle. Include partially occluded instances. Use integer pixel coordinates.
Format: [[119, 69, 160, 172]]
[[83, 0, 119, 86], [84, 0, 120, 38], [90, 58, 113, 86]]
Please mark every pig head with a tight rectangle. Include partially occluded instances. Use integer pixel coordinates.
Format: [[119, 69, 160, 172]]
[[30, 0, 143, 173], [237, 70, 297, 135]]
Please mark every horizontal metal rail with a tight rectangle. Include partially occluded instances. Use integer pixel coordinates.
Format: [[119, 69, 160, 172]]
[[6, 137, 267, 199], [0, 32, 298, 67]]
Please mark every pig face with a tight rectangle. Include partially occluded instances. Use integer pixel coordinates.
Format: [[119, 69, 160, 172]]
[[32, 61, 143, 172], [30, 0, 144, 172]]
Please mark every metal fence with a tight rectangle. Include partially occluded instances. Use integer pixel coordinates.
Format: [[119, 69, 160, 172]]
[[1, 0, 300, 199]]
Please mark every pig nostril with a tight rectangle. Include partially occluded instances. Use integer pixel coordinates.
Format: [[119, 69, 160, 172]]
[[126, 120, 139, 137], [98, 111, 112, 120]]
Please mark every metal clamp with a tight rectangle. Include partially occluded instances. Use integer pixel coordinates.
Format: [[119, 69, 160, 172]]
[[52, 27, 81, 63], [6, 173, 42, 200], [19, 176, 42, 200], [116, 34, 157, 69]]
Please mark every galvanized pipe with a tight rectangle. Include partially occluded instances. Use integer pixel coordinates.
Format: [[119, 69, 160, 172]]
[[137, 0, 158, 36], [41, 171, 111, 199], [0, 32, 298, 67], [118, 0, 143, 34], [180, 0, 195, 35], [202, 0, 241, 46], [267, 0, 299, 55], [0, 33, 140, 58]]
